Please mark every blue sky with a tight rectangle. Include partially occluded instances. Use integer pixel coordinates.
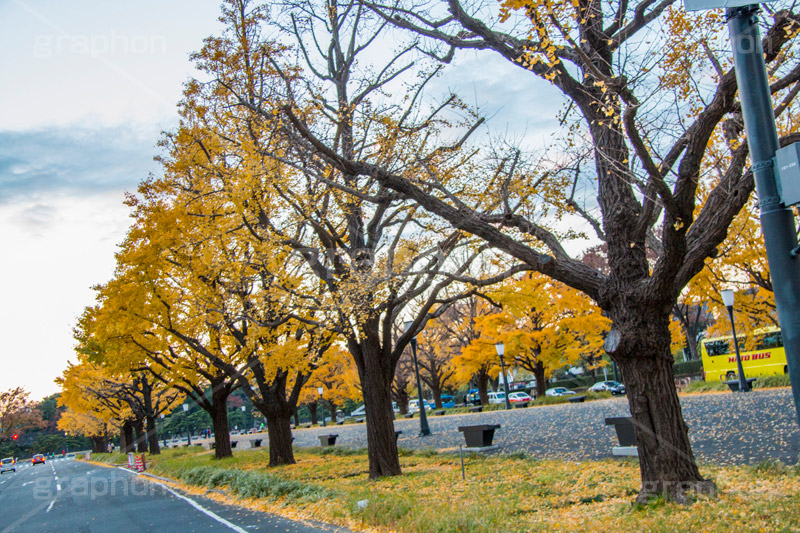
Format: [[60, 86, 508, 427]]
[[0, 0, 566, 400]]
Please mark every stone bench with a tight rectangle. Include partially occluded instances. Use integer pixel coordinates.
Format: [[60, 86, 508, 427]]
[[512, 402, 529, 408], [724, 378, 757, 392], [568, 395, 586, 403], [318, 434, 338, 446], [249, 439, 262, 448], [433, 410, 446, 416], [605, 416, 638, 456], [404, 413, 414, 419], [231, 441, 238, 449], [458, 424, 501, 448], [469, 405, 483, 413]]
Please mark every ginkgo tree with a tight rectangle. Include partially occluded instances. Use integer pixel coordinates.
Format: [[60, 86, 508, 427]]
[[474, 273, 610, 398]]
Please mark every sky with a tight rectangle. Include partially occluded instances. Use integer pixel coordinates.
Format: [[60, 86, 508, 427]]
[[0, 0, 565, 401]]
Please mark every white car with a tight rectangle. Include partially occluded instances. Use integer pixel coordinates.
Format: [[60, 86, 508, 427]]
[[545, 387, 576, 397], [408, 399, 433, 413], [0, 458, 15, 474], [487, 392, 507, 404]]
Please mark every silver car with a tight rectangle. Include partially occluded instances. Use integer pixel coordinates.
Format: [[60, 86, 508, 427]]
[[0, 457, 16, 474]]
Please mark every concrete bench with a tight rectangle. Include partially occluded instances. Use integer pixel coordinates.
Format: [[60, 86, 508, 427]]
[[249, 439, 262, 448], [469, 406, 483, 413], [318, 434, 338, 446], [433, 410, 446, 416], [512, 402, 529, 408], [605, 416, 638, 456], [404, 413, 414, 419], [231, 441, 238, 449], [724, 378, 757, 392], [568, 395, 586, 403], [458, 424, 501, 448]]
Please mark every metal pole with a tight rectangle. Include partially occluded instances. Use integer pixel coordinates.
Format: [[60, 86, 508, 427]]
[[727, 305, 751, 392], [410, 338, 431, 436], [728, 6, 800, 422], [499, 354, 512, 410]]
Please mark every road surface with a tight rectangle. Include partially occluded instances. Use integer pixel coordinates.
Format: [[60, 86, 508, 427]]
[[0, 456, 348, 532]]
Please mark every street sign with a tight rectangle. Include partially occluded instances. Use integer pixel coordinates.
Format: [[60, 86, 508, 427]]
[[776, 142, 800, 206], [685, 0, 777, 11]]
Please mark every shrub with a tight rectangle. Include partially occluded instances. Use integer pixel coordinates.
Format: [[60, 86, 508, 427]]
[[673, 360, 703, 377]]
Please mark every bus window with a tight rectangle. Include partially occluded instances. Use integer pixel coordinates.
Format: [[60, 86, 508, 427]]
[[705, 340, 729, 356], [756, 331, 783, 349]]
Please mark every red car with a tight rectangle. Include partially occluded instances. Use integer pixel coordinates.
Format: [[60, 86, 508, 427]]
[[31, 454, 45, 465]]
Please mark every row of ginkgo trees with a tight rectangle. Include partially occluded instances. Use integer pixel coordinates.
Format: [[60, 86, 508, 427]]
[[64, 0, 800, 504]]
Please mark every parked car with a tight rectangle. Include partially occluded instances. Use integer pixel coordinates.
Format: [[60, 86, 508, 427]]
[[589, 380, 626, 395], [487, 392, 507, 404], [31, 454, 45, 465], [508, 392, 532, 403], [408, 399, 433, 413], [440, 395, 455, 408], [545, 387, 576, 397], [0, 458, 15, 474]]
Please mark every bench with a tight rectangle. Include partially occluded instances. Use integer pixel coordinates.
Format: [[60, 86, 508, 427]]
[[395, 430, 402, 442], [318, 434, 338, 446], [724, 378, 757, 392], [404, 413, 414, 419], [605, 416, 638, 456], [458, 424, 501, 448], [231, 441, 238, 449], [336, 420, 344, 425], [512, 402, 529, 408], [249, 439, 262, 448], [434, 410, 446, 416], [568, 395, 586, 403], [469, 406, 483, 413], [303, 423, 311, 429]]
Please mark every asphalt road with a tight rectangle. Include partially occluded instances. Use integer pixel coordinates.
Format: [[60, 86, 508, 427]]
[[0, 456, 349, 532], [264, 388, 799, 465]]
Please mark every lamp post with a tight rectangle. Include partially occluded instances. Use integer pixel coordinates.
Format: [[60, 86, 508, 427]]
[[317, 387, 326, 427], [495, 343, 512, 410], [721, 289, 751, 392], [182, 403, 191, 445], [404, 321, 431, 437]]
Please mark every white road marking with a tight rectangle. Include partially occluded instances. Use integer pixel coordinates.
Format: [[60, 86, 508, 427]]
[[46, 500, 55, 513], [22, 481, 33, 486], [155, 483, 248, 533], [56, 484, 61, 492]]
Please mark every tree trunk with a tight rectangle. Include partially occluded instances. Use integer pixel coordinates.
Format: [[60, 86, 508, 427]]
[[264, 407, 295, 466], [121, 420, 134, 453], [133, 418, 147, 453], [533, 362, 547, 399], [309, 401, 318, 425], [477, 371, 490, 405], [145, 414, 160, 455], [358, 340, 402, 478], [606, 308, 716, 503], [211, 386, 233, 459], [293, 410, 300, 427], [326, 399, 337, 423]]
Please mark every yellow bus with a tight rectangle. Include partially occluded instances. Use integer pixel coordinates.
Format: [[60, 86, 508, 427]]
[[700, 327, 789, 381]]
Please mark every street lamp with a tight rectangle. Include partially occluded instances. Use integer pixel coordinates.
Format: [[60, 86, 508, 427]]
[[404, 320, 431, 437], [182, 403, 191, 445], [317, 387, 326, 427], [495, 342, 512, 410], [721, 289, 751, 392]]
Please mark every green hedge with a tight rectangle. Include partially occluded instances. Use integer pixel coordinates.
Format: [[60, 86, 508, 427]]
[[673, 360, 703, 377]]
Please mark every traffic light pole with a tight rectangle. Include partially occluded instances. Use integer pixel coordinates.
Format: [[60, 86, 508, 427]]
[[727, 5, 800, 425]]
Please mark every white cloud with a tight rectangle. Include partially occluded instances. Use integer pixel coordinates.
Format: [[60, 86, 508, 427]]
[[0, 190, 130, 399]]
